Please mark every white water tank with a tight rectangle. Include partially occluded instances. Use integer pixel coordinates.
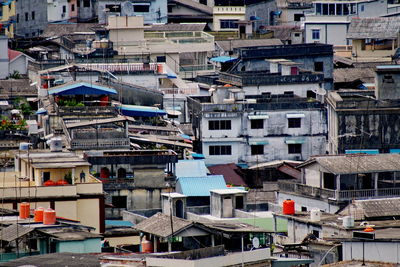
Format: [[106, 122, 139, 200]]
[[343, 216, 355, 228], [310, 208, 321, 222], [49, 137, 63, 152]]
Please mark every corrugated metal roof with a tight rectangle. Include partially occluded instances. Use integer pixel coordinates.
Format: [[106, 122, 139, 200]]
[[208, 163, 247, 187], [340, 198, 400, 220], [48, 82, 117, 95], [347, 17, 400, 39], [176, 175, 227, 196], [0, 224, 34, 242], [299, 154, 400, 174], [176, 160, 209, 178]]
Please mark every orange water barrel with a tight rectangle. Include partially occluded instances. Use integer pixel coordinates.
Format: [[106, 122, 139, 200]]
[[141, 239, 154, 253], [43, 208, 56, 225], [56, 179, 69, 185], [283, 199, 295, 215], [157, 64, 163, 74], [34, 207, 44, 222], [19, 202, 30, 219]]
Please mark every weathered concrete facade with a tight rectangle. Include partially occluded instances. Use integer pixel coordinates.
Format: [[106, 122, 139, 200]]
[[15, 0, 48, 38]]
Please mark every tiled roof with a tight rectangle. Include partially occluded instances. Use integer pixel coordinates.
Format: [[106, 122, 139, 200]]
[[347, 17, 400, 39], [340, 198, 400, 220], [298, 154, 400, 174], [176, 175, 227, 196], [8, 49, 22, 61], [170, 0, 213, 15], [149, 23, 206, 32], [176, 160, 209, 178], [208, 163, 247, 186], [334, 67, 375, 83]]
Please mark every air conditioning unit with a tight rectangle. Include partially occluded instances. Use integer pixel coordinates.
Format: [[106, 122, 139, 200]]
[[49, 137, 63, 152]]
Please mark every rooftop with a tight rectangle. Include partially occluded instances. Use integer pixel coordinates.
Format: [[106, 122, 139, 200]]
[[347, 17, 400, 39], [208, 163, 247, 187], [177, 175, 227, 197], [175, 160, 209, 178], [298, 154, 400, 174], [216, 39, 282, 52], [210, 189, 247, 195], [339, 198, 400, 220]]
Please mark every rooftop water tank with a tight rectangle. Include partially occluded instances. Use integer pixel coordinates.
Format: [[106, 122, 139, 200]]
[[310, 209, 321, 222], [43, 208, 56, 225], [283, 199, 295, 215]]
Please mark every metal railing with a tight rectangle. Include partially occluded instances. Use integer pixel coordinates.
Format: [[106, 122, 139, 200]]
[[70, 138, 130, 150], [57, 105, 117, 116], [278, 181, 336, 199]]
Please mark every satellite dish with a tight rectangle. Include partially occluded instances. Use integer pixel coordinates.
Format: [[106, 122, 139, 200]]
[[313, 87, 327, 96], [121, 1, 134, 16], [252, 237, 260, 249]]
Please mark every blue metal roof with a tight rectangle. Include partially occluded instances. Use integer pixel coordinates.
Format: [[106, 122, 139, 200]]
[[176, 160, 208, 178], [345, 149, 379, 155], [48, 82, 117, 96], [119, 104, 167, 117], [210, 56, 238, 63], [105, 220, 134, 227], [176, 175, 227, 197]]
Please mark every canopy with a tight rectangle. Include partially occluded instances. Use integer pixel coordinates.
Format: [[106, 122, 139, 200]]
[[36, 108, 48, 115], [48, 82, 117, 96], [210, 56, 238, 63], [119, 105, 167, 117]]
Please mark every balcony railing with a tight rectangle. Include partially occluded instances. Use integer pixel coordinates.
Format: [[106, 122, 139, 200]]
[[57, 105, 117, 116], [279, 181, 400, 201], [70, 138, 130, 150]]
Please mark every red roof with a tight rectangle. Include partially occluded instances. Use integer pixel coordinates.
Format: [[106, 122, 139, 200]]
[[208, 163, 247, 187], [8, 49, 22, 61]]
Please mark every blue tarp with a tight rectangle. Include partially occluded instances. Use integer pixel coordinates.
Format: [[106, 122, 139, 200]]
[[210, 56, 238, 63], [48, 82, 117, 96], [345, 149, 379, 155], [119, 105, 167, 117], [105, 220, 134, 227], [176, 175, 227, 197]]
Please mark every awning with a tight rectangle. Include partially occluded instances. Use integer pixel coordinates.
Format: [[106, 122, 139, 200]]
[[248, 115, 269, 120], [120, 105, 167, 117], [192, 153, 205, 159], [166, 110, 182, 116], [36, 108, 48, 115], [345, 149, 379, 155], [285, 138, 306, 144], [210, 56, 238, 63], [390, 149, 400, 154], [286, 113, 305, 118], [180, 134, 192, 140], [250, 16, 262, 20], [249, 141, 269, 145], [48, 82, 117, 96]]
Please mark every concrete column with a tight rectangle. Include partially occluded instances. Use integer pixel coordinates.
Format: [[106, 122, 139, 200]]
[[153, 236, 158, 253], [211, 235, 215, 247], [374, 173, 378, 197], [168, 240, 172, 252], [336, 174, 341, 190], [125, 121, 129, 137], [72, 168, 76, 184]]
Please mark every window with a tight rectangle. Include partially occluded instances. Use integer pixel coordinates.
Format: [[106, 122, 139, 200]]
[[235, 196, 244, 209], [134, 5, 150, 12], [209, 145, 232, 155], [307, 90, 317, 99], [322, 3, 328, 15], [301, 206, 308, 212], [383, 75, 394, 83], [312, 230, 320, 238], [83, 0, 90, 7], [294, 33, 300, 37], [105, 4, 121, 13], [336, 4, 342, 15], [25, 12, 28, 21], [316, 3, 321, 15], [288, 118, 301, 128], [62, 5, 66, 13], [314, 61, 324, 72], [251, 145, 264, 155], [16, 14, 19, 23], [43, 172, 50, 183], [294, 14, 304, 21], [31, 11, 35, 20], [360, 4, 364, 12], [220, 20, 238, 29], [329, 3, 335, 15], [71, 4, 75, 12], [251, 119, 264, 129], [112, 196, 127, 209], [312, 29, 320, 40], [288, 144, 302, 154], [208, 120, 231, 130], [156, 56, 166, 62]]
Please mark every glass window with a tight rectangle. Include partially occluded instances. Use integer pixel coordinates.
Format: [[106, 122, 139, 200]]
[[312, 29, 320, 40], [134, 5, 150, 12], [343, 4, 349, 15], [251, 145, 264, 155], [220, 20, 239, 29], [322, 4, 329, 15], [288, 118, 301, 128], [209, 145, 232, 155], [316, 3, 322, 15], [251, 119, 264, 129], [329, 4, 335, 15], [336, 4, 342, 15], [208, 120, 232, 130], [83, 0, 90, 7], [288, 144, 302, 154]]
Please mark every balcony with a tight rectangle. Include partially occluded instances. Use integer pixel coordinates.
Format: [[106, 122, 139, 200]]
[[219, 72, 324, 86], [278, 181, 400, 201], [56, 104, 117, 116]]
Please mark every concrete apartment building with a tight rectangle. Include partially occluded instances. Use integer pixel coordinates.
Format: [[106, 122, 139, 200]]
[[303, 0, 388, 46], [326, 65, 400, 154], [15, 0, 47, 37]]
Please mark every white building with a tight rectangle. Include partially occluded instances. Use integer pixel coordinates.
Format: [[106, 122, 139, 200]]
[[47, 0, 70, 22], [303, 0, 388, 46]]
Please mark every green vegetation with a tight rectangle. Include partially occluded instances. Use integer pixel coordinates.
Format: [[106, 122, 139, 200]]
[[0, 116, 27, 131]]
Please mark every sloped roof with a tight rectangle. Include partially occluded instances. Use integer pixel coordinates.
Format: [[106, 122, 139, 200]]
[[347, 17, 400, 39], [176, 175, 227, 196], [0, 224, 34, 242], [340, 198, 400, 220], [298, 154, 400, 174], [216, 38, 282, 52], [208, 163, 247, 186], [170, 0, 213, 15], [176, 160, 209, 178], [48, 82, 117, 95], [42, 23, 97, 37], [334, 67, 376, 83], [264, 26, 300, 41], [8, 49, 22, 61], [134, 213, 194, 238]]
